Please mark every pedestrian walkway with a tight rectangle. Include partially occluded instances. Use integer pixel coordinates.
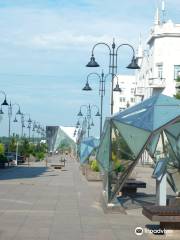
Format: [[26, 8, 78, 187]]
[[0, 156, 178, 240]]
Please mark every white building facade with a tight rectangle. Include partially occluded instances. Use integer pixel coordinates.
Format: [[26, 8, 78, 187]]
[[113, 75, 136, 114], [113, 4, 180, 115], [135, 8, 180, 102]]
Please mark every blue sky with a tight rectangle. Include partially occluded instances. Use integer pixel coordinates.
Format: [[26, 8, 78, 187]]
[[0, 0, 180, 137]]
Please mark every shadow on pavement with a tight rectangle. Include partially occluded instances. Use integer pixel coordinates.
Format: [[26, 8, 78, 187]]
[[0, 166, 48, 180], [117, 193, 175, 210]]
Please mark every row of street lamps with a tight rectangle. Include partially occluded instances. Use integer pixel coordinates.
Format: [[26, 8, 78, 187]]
[[0, 90, 45, 140], [76, 104, 100, 138], [75, 39, 140, 140]]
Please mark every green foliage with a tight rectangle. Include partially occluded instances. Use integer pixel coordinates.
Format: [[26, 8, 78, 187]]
[[9, 137, 17, 152], [176, 76, 180, 82], [28, 143, 36, 157], [174, 92, 180, 99], [112, 152, 124, 172], [90, 160, 99, 172], [19, 139, 31, 159], [112, 131, 131, 160], [0, 154, 7, 163], [0, 143, 5, 155], [33, 143, 47, 161], [35, 152, 45, 161]]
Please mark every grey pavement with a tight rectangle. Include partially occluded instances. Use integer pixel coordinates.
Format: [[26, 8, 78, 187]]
[[0, 156, 178, 240]]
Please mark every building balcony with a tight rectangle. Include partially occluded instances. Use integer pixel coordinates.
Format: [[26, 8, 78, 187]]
[[134, 87, 145, 96], [148, 78, 166, 89]]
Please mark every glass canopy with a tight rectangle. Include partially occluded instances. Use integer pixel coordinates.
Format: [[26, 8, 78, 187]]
[[46, 126, 76, 153], [97, 94, 180, 203], [79, 137, 99, 164]]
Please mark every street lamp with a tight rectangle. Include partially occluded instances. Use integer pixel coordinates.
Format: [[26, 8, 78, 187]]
[[32, 121, 38, 143], [0, 90, 8, 115], [8, 102, 22, 138], [86, 39, 140, 115], [21, 114, 25, 137], [77, 104, 100, 137], [0, 91, 9, 106], [27, 123, 31, 140], [0, 105, 4, 114], [75, 116, 87, 142], [35, 123, 44, 140], [82, 71, 122, 137], [21, 113, 32, 138]]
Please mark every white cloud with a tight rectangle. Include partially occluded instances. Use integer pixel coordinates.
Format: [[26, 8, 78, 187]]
[[0, 5, 150, 51]]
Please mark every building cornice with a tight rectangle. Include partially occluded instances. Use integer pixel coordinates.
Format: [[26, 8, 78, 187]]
[[147, 33, 180, 45]]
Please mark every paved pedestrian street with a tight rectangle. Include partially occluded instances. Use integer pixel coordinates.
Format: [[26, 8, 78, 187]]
[[0, 156, 178, 240]]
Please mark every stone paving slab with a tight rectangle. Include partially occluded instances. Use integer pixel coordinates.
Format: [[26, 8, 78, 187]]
[[0, 156, 177, 240]]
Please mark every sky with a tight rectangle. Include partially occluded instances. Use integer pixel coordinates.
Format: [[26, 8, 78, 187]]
[[0, 0, 180, 137]]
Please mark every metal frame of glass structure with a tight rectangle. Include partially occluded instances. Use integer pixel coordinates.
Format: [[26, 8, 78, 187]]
[[79, 137, 99, 164], [46, 126, 76, 153], [96, 94, 180, 203]]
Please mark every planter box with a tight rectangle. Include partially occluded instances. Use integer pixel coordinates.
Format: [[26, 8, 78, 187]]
[[85, 165, 102, 181]]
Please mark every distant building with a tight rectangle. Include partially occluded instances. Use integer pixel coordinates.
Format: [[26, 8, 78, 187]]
[[135, 4, 180, 102], [113, 75, 136, 114], [46, 126, 76, 153]]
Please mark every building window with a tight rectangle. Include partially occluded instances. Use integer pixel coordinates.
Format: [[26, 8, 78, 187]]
[[131, 88, 134, 94], [156, 63, 163, 79], [120, 97, 126, 102], [174, 65, 180, 80], [130, 98, 135, 103]]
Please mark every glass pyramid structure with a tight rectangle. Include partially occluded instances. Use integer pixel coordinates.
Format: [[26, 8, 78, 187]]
[[46, 126, 76, 153], [79, 137, 99, 164], [97, 94, 180, 203]]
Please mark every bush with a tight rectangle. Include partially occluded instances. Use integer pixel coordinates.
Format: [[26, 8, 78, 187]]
[[9, 137, 17, 152], [19, 139, 30, 159], [90, 160, 99, 172], [0, 154, 8, 163], [0, 143, 5, 155], [35, 152, 45, 161]]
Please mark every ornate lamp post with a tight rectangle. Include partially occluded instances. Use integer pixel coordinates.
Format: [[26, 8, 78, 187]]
[[27, 123, 31, 140], [0, 91, 9, 106], [21, 113, 32, 138], [86, 40, 140, 115], [35, 123, 45, 140], [0, 90, 8, 116], [8, 102, 22, 138], [82, 71, 121, 137], [77, 104, 100, 138], [74, 117, 88, 143], [32, 121, 38, 143]]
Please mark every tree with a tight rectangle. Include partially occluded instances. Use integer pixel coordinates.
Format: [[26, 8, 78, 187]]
[[8, 137, 17, 152], [0, 143, 5, 155], [33, 143, 47, 161], [19, 139, 31, 160]]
